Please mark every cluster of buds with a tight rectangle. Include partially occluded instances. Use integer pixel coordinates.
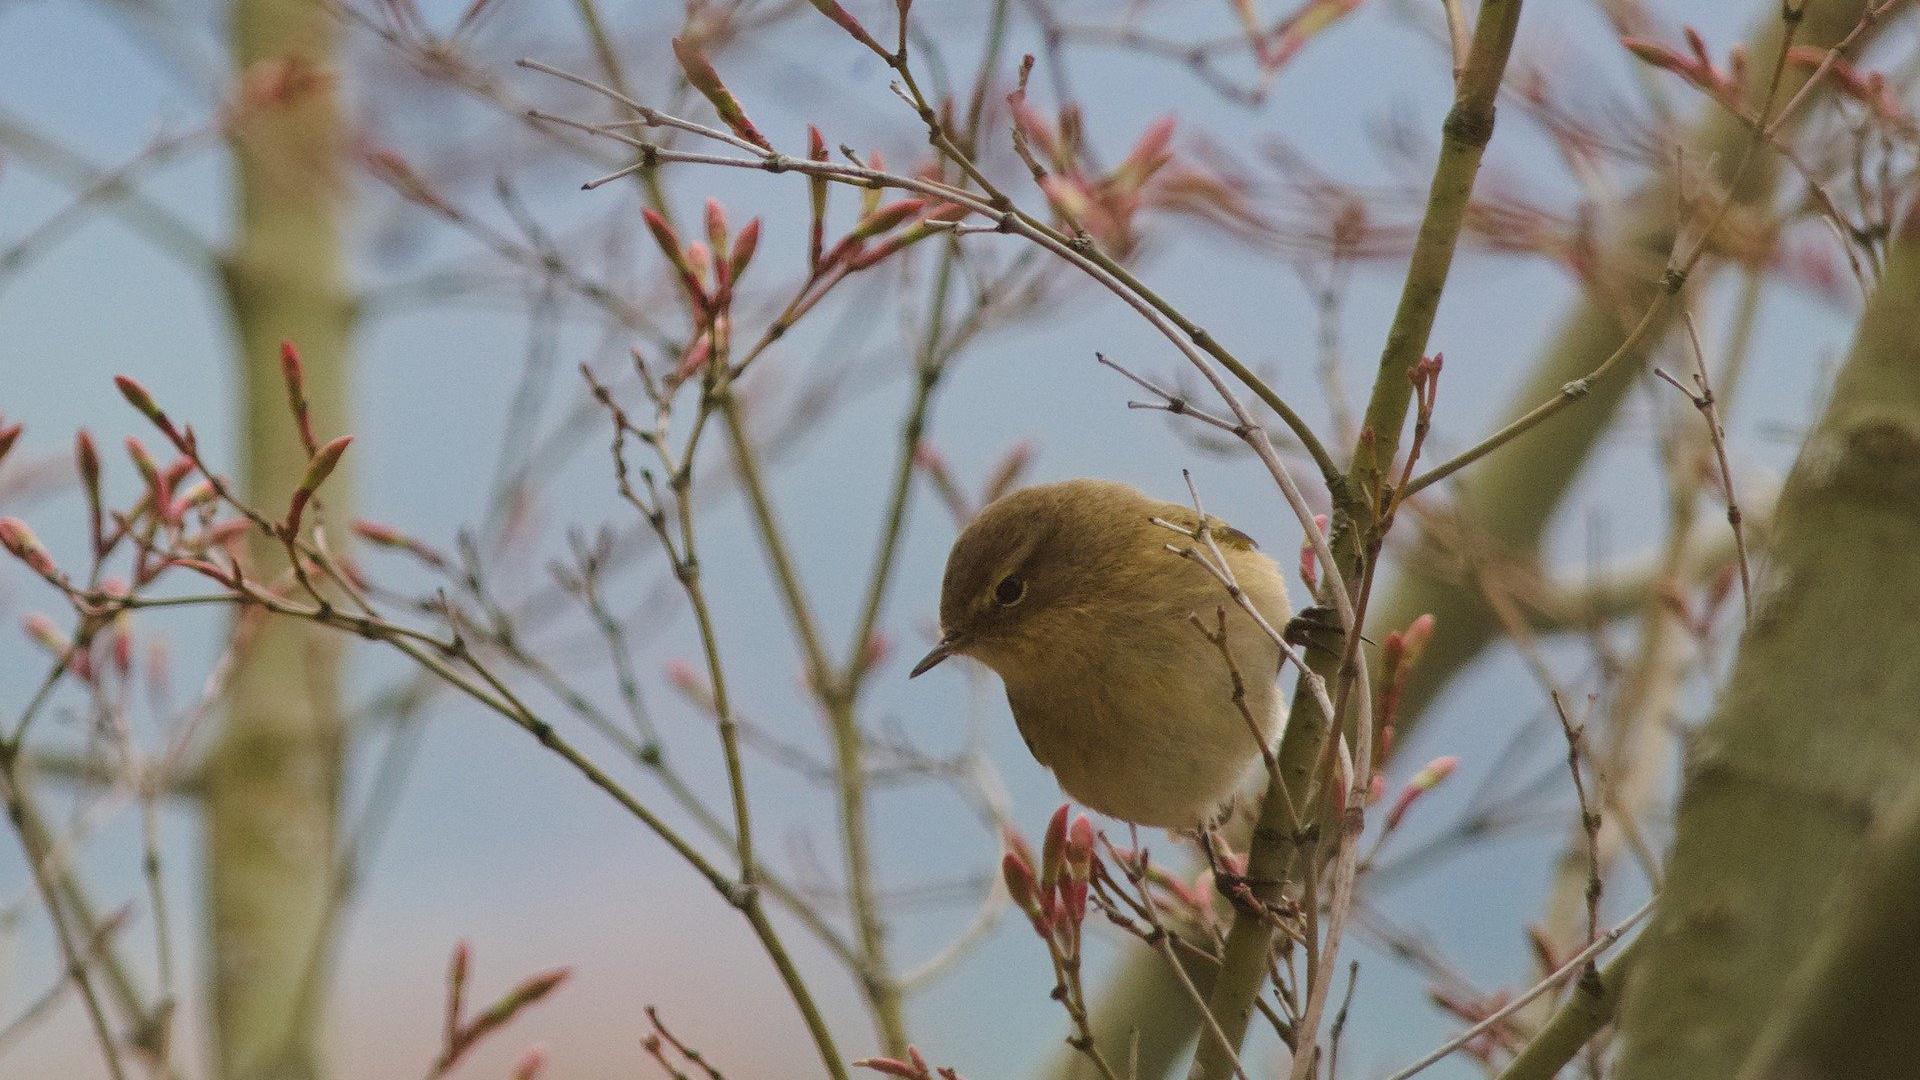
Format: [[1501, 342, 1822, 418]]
[[1787, 46, 1915, 134], [1375, 612, 1436, 760], [1622, 27, 1748, 114], [0, 351, 356, 620], [116, 352, 352, 547], [1012, 99, 1181, 258], [855, 1045, 963, 1080], [804, 125, 973, 276], [640, 201, 762, 383], [1002, 805, 1097, 959], [659, 35, 974, 296]]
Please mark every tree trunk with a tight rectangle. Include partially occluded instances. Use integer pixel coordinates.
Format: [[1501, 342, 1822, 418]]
[[204, 1, 353, 1076], [1736, 774, 1920, 1080], [1613, 223, 1920, 1078]]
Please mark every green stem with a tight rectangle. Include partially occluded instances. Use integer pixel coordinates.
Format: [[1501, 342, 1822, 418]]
[[845, 251, 955, 685], [1347, 0, 1524, 522], [1191, 5, 1526, 1077], [1495, 934, 1641, 1080], [716, 393, 909, 1053]]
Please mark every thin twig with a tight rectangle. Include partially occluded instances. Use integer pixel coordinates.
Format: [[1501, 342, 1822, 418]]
[[1382, 898, 1655, 1080]]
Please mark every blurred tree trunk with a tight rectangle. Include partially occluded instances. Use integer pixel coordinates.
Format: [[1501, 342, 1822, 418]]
[[204, 0, 353, 1076], [1735, 773, 1920, 1080], [1050, 3, 1876, 1076], [1613, 224, 1920, 1078]]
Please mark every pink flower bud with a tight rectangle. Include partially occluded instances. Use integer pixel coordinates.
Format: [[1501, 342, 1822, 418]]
[[114, 375, 161, 423], [1040, 804, 1070, 900], [854, 1056, 928, 1080], [671, 37, 773, 151], [75, 429, 100, 487], [851, 198, 927, 239], [112, 621, 134, 676], [684, 242, 712, 284], [511, 1045, 547, 1080], [0, 518, 57, 578], [285, 434, 352, 535], [1002, 851, 1042, 921], [1400, 612, 1436, 665], [728, 218, 762, 282], [22, 612, 68, 653], [664, 658, 705, 695], [1385, 755, 1460, 830], [281, 341, 320, 456], [1299, 513, 1329, 592], [704, 198, 730, 261]]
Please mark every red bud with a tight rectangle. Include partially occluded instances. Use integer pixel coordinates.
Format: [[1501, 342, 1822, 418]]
[[511, 1045, 547, 1080], [1040, 804, 1070, 900], [1002, 851, 1042, 922], [671, 37, 773, 151], [281, 341, 319, 457], [0, 518, 58, 578], [728, 218, 762, 282], [1385, 755, 1460, 830], [284, 434, 352, 535]]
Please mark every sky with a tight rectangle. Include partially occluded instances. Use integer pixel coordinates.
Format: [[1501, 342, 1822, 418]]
[[0, 0, 1878, 1077]]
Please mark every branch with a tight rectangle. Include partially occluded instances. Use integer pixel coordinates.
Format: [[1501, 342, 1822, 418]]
[[1495, 933, 1643, 1080]]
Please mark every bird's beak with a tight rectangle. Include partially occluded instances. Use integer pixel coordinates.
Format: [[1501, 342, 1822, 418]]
[[909, 635, 962, 678]]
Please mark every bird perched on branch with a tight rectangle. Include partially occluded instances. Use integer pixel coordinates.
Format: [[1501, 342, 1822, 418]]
[[911, 478, 1291, 828]]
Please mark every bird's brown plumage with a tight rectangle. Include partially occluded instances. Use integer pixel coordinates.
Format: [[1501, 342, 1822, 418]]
[[920, 479, 1291, 827]]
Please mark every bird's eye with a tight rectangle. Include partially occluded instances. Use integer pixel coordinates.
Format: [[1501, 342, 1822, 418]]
[[994, 575, 1027, 606]]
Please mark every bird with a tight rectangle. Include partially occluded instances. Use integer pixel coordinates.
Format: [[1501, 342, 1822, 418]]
[[910, 478, 1291, 829]]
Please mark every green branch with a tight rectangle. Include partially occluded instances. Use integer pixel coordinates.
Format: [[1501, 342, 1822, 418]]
[[1190, 4, 1527, 1078]]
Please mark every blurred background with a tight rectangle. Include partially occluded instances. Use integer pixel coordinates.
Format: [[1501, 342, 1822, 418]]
[[0, 0, 1879, 1076]]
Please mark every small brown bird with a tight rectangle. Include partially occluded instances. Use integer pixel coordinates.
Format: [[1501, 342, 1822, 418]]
[[911, 478, 1290, 828]]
